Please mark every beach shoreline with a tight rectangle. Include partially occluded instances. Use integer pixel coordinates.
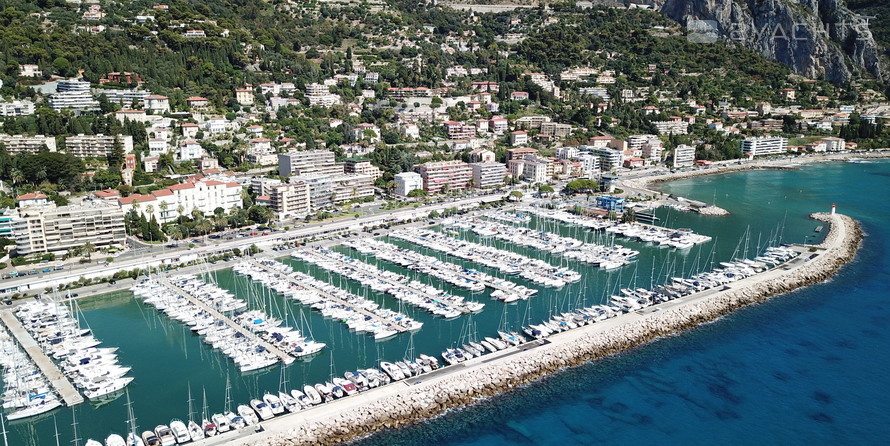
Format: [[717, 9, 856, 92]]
[[219, 209, 861, 446]]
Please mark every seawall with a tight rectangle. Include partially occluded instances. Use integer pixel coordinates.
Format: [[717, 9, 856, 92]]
[[232, 212, 862, 446]]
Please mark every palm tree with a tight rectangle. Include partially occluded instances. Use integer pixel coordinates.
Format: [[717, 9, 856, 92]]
[[83, 242, 95, 260], [159, 201, 169, 222], [10, 168, 24, 187]]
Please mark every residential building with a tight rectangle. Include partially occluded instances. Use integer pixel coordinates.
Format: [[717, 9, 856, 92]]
[[740, 136, 788, 157], [330, 173, 374, 203], [506, 147, 538, 161], [178, 140, 204, 161], [653, 120, 689, 135], [145, 95, 170, 113], [183, 29, 206, 38], [250, 177, 283, 196], [556, 147, 579, 160], [186, 96, 210, 110], [395, 172, 423, 196], [344, 160, 382, 180], [117, 178, 242, 224], [99, 89, 149, 106], [269, 182, 311, 218], [540, 122, 573, 138], [821, 137, 846, 152], [291, 174, 334, 210], [468, 148, 496, 163], [0, 135, 57, 154], [471, 163, 506, 189], [414, 160, 472, 194], [584, 146, 624, 170], [624, 157, 645, 168], [443, 121, 475, 140], [16, 193, 49, 208], [578, 154, 600, 178], [278, 150, 343, 177], [400, 123, 420, 140], [181, 123, 200, 139], [143, 156, 159, 173], [11, 201, 126, 255], [511, 91, 529, 101], [489, 117, 508, 134], [515, 115, 551, 130], [510, 131, 528, 147], [19, 64, 42, 77], [0, 100, 35, 117], [247, 138, 276, 165], [350, 123, 380, 143], [65, 134, 133, 158], [521, 159, 550, 184], [673, 144, 696, 167], [235, 88, 254, 106], [204, 116, 228, 134], [49, 79, 99, 111]]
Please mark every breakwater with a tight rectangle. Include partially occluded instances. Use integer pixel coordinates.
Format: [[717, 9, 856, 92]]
[[237, 212, 862, 446]]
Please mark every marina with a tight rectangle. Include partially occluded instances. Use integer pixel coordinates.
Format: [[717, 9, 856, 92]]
[[344, 238, 537, 302], [390, 228, 582, 287], [292, 246, 484, 318], [0, 309, 84, 410], [235, 259, 417, 338], [446, 213, 640, 269]]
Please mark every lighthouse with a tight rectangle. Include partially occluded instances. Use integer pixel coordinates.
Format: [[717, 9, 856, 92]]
[[831, 203, 836, 215]]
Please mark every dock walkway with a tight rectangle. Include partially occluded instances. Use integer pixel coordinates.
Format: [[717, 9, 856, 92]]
[[246, 260, 408, 333], [159, 279, 295, 364], [0, 310, 84, 406]]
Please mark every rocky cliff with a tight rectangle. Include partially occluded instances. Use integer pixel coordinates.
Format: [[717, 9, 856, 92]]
[[653, 0, 885, 84]]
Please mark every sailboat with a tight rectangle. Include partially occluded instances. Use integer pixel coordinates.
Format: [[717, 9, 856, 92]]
[[200, 387, 217, 437], [185, 384, 204, 441], [223, 375, 245, 429], [123, 390, 145, 446]]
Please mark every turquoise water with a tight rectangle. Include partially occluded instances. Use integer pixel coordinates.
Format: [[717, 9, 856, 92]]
[[353, 160, 890, 445], [5, 160, 888, 444]]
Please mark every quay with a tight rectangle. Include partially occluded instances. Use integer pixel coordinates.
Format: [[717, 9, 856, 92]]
[[0, 310, 84, 406], [245, 259, 408, 333], [158, 278, 296, 364]]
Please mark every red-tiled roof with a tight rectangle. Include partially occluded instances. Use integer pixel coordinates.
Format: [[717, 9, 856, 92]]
[[151, 189, 173, 197], [168, 183, 195, 191], [17, 193, 47, 200], [93, 189, 119, 198]]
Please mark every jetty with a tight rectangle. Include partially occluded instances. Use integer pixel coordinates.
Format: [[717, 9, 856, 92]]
[[292, 247, 483, 317], [0, 309, 84, 406], [158, 278, 295, 364], [245, 259, 409, 333]]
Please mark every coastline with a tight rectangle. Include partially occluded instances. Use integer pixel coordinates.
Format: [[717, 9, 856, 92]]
[[621, 150, 890, 194], [224, 211, 862, 446]]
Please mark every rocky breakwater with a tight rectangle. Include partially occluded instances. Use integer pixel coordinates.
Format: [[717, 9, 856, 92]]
[[246, 212, 862, 446], [696, 205, 730, 216]]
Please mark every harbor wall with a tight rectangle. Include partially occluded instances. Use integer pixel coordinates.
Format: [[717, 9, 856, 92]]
[[243, 212, 862, 446]]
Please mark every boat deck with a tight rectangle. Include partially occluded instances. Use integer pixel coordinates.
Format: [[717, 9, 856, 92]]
[[246, 260, 408, 333], [0, 309, 85, 406], [159, 278, 296, 365]]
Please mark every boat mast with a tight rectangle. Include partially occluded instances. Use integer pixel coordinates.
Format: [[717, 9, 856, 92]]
[[1, 413, 9, 446], [71, 407, 80, 446]]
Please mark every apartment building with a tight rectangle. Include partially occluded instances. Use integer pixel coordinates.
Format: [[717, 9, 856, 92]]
[[471, 162, 506, 189], [269, 181, 311, 218], [344, 160, 382, 180], [395, 172, 423, 196], [12, 201, 126, 255], [740, 136, 788, 157], [0, 135, 57, 154], [331, 173, 375, 203], [65, 134, 134, 158], [673, 144, 696, 168], [414, 160, 472, 194], [278, 150, 344, 177], [117, 178, 242, 224], [0, 100, 35, 117]]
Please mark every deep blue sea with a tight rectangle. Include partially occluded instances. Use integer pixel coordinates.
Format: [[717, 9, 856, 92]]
[[355, 160, 890, 445]]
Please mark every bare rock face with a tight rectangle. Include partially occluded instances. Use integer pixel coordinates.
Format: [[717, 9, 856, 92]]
[[654, 0, 885, 84]]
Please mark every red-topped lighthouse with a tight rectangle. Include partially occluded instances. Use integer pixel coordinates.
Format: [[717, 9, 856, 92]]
[[831, 203, 836, 215]]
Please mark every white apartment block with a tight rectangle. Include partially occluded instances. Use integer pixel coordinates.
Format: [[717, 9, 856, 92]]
[[65, 134, 133, 158], [98, 89, 150, 105], [578, 154, 601, 178], [653, 120, 689, 135], [556, 147, 579, 160], [415, 160, 472, 194], [250, 177, 283, 196], [178, 140, 205, 161], [344, 160, 382, 180], [471, 162, 506, 189], [0, 100, 35, 116], [330, 173, 375, 203], [740, 136, 788, 157], [0, 135, 57, 154], [11, 202, 126, 255], [49, 79, 99, 111], [278, 150, 342, 177], [395, 172, 423, 196], [145, 95, 170, 113], [585, 146, 624, 171], [269, 182, 311, 218], [510, 131, 528, 147], [673, 144, 696, 168], [627, 135, 661, 152], [292, 174, 334, 210], [204, 116, 228, 134], [117, 179, 243, 224], [821, 137, 846, 152]]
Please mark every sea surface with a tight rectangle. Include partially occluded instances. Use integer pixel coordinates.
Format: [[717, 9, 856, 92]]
[[4, 160, 889, 444], [354, 160, 890, 446]]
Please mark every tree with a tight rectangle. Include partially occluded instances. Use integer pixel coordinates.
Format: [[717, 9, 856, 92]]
[[83, 242, 95, 260], [407, 188, 427, 198], [108, 136, 125, 171], [508, 191, 524, 201]]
